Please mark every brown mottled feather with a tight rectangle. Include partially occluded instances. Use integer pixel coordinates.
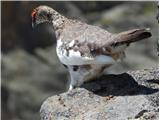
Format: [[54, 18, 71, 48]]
[[111, 29, 152, 46], [60, 20, 151, 58]]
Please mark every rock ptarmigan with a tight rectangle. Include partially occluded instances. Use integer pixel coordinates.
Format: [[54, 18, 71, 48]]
[[31, 5, 151, 90]]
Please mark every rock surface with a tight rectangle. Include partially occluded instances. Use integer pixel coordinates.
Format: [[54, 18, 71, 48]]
[[40, 68, 158, 120]]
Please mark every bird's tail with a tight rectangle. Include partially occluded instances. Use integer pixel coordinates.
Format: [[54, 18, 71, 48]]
[[107, 28, 152, 54], [111, 28, 152, 46]]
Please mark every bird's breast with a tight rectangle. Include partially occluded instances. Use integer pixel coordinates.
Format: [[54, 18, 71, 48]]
[[56, 39, 93, 65]]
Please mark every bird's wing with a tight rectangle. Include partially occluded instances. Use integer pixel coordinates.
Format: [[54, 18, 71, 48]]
[[58, 22, 151, 65]]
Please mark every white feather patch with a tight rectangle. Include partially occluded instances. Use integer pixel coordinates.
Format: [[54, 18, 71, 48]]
[[69, 40, 75, 47], [56, 39, 116, 65]]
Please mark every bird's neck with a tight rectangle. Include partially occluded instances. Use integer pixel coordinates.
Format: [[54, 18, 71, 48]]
[[52, 14, 66, 30], [52, 14, 68, 39]]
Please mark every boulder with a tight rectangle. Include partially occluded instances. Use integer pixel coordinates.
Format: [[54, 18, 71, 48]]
[[40, 68, 158, 120]]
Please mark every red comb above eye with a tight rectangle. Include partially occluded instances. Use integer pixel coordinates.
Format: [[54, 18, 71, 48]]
[[31, 9, 36, 18]]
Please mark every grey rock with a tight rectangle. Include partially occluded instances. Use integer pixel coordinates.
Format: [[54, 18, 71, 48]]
[[40, 68, 158, 120]]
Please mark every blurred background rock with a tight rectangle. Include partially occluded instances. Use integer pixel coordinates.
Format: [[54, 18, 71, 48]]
[[1, 1, 158, 120]]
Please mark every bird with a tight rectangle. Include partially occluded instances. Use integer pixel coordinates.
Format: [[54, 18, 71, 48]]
[[31, 5, 151, 90]]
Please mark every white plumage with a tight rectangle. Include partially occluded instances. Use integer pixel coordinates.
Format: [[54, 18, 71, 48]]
[[56, 39, 116, 66]]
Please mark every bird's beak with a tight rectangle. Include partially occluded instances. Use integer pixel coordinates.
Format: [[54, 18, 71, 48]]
[[31, 9, 37, 28], [32, 22, 35, 28], [32, 19, 38, 28]]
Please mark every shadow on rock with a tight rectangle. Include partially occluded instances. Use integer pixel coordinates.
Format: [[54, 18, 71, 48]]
[[81, 73, 158, 97]]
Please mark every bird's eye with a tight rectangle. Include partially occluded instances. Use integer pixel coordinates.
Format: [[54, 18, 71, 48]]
[[47, 13, 51, 19]]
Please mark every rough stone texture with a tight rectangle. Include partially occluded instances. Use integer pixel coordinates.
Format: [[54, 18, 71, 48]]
[[40, 68, 158, 120]]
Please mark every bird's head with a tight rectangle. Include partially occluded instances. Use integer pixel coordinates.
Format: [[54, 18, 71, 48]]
[[31, 5, 63, 28]]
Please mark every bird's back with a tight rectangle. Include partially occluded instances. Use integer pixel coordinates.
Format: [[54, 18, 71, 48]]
[[61, 21, 113, 47]]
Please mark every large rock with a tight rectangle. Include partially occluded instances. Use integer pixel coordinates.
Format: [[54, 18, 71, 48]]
[[40, 68, 158, 120]]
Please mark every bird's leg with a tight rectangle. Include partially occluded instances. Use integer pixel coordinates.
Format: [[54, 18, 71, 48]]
[[68, 65, 86, 90], [68, 73, 84, 91], [68, 65, 106, 90], [69, 84, 74, 91], [69, 84, 75, 91], [69, 73, 79, 91]]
